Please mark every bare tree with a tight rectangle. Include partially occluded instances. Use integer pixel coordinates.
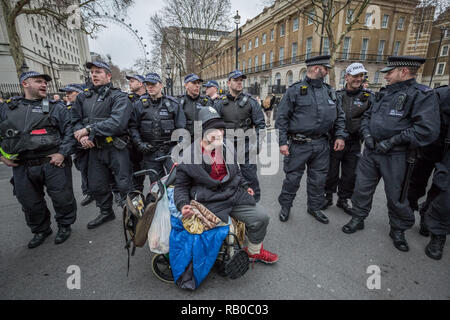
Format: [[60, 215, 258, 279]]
[[148, 0, 232, 78], [0, 0, 134, 78]]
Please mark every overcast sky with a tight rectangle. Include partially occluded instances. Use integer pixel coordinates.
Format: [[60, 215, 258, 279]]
[[88, 0, 267, 71]]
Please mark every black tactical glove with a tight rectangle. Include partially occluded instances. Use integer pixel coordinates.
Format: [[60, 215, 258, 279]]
[[375, 139, 393, 154], [137, 142, 152, 154], [364, 134, 375, 150]]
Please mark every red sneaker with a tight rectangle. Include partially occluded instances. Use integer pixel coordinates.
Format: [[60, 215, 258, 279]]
[[244, 245, 279, 264]]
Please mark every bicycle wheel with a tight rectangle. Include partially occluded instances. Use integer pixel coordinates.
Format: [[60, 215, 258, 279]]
[[152, 253, 174, 283]]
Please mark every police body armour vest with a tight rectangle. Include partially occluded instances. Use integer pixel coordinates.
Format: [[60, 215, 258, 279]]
[[221, 95, 253, 130], [340, 89, 371, 134], [81, 86, 114, 128], [182, 95, 210, 135], [0, 99, 60, 157], [140, 97, 175, 143]]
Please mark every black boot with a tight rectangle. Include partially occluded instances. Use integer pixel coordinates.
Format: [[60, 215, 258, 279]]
[[342, 217, 365, 234], [80, 194, 94, 207], [28, 228, 52, 249], [425, 234, 446, 260], [336, 198, 353, 215], [307, 209, 329, 224], [87, 209, 115, 229], [279, 207, 290, 222], [55, 226, 72, 244], [321, 193, 333, 210], [389, 229, 409, 252]]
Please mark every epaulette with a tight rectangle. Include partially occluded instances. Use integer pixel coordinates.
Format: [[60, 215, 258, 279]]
[[290, 80, 302, 88], [416, 84, 433, 92], [82, 87, 93, 98], [128, 93, 135, 100], [5, 96, 22, 109], [165, 95, 179, 104], [140, 95, 150, 108], [361, 88, 374, 97]]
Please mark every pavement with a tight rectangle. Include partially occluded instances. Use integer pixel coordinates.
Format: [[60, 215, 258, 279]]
[[0, 143, 449, 300]]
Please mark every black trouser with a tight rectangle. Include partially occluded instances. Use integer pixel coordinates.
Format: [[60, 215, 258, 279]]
[[408, 144, 443, 211], [351, 149, 415, 231], [278, 137, 329, 211], [324, 135, 361, 199], [142, 146, 174, 184], [130, 144, 144, 192], [88, 147, 132, 211], [12, 158, 77, 234], [424, 186, 450, 235], [74, 149, 90, 195]]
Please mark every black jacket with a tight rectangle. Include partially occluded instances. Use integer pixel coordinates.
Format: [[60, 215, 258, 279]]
[[174, 141, 255, 222]]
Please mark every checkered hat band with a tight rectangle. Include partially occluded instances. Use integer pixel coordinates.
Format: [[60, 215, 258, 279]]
[[306, 59, 329, 66], [66, 86, 82, 92], [388, 61, 422, 68]]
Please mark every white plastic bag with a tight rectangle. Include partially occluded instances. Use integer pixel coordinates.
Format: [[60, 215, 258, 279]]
[[148, 188, 171, 254]]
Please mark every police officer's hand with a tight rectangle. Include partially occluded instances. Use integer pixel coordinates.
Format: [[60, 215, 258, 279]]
[[247, 188, 255, 196], [364, 135, 375, 150], [181, 205, 194, 219], [375, 139, 393, 154], [80, 136, 95, 149], [74, 128, 89, 141], [334, 139, 345, 151], [0, 156, 18, 167], [48, 153, 65, 167], [137, 142, 152, 154], [280, 145, 289, 156]]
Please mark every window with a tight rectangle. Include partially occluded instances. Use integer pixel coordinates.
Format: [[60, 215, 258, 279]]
[[300, 69, 306, 81], [393, 41, 401, 56], [374, 71, 380, 84], [275, 73, 281, 86], [323, 37, 330, 55], [261, 53, 266, 69], [445, 29, 450, 38], [441, 45, 449, 56], [307, 9, 315, 25], [346, 9, 354, 24], [248, 40, 252, 51], [291, 42, 298, 63], [377, 40, 385, 61], [360, 38, 369, 60], [382, 14, 389, 28], [397, 17, 405, 30], [242, 61, 246, 72], [279, 47, 284, 65], [254, 55, 258, 72], [262, 33, 267, 45], [270, 51, 274, 68], [293, 17, 299, 31], [306, 37, 312, 59], [287, 71, 293, 86], [436, 62, 446, 75], [270, 29, 274, 41], [364, 11, 373, 27], [280, 23, 285, 37], [342, 37, 351, 59], [248, 58, 252, 72], [243, 44, 246, 53], [255, 37, 259, 48]]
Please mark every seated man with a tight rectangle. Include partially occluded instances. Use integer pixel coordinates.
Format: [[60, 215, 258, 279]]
[[174, 107, 278, 264]]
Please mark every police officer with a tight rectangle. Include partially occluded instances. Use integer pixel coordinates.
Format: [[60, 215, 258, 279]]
[[423, 86, 450, 260], [71, 61, 132, 229], [129, 73, 186, 182], [0, 71, 77, 248], [60, 84, 94, 207], [126, 74, 146, 192], [342, 56, 440, 253], [276, 55, 346, 223], [180, 74, 213, 139], [322, 63, 374, 214], [214, 70, 266, 203], [203, 80, 221, 100], [408, 85, 450, 236]]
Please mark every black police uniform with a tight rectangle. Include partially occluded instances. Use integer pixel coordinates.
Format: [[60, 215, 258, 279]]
[[350, 78, 440, 232], [214, 92, 266, 202], [129, 94, 186, 182], [324, 87, 374, 209], [408, 86, 450, 215], [71, 83, 132, 222], [0, 97, 77, 235], [276, 75, 346, 220], [180, 94, 213, 138]]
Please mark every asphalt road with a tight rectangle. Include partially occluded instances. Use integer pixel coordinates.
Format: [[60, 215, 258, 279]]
[[1, 138, 449, 300]]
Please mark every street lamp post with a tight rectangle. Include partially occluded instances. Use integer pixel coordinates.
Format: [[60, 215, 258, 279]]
[[234, 10, 241, 70], [319, 0, 329, 55], [20, 61, 29, 73], [44, 44, 58, 90], [429, 27, 448, 87]]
